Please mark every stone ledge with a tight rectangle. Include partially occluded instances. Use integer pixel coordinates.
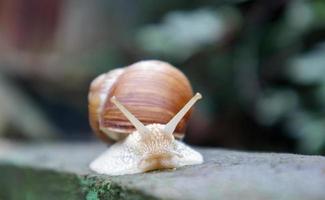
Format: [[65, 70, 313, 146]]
[[0, 141, 325, 200]]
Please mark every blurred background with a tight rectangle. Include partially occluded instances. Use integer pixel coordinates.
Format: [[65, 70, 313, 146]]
[[0, 0, 324, 155]]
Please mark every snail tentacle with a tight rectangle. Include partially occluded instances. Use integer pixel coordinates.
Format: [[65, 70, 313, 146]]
[[164, 93, 202, 135], [111, 96, 150, 136]]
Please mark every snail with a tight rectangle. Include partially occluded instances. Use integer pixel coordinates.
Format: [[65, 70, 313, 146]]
[[88, 60, 203, 175]]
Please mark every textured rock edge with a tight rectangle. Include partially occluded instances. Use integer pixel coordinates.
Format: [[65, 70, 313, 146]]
[[0, 164, 158, 200]]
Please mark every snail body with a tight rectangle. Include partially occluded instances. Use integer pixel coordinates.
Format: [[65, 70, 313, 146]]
[[88, 60, 203, 176]]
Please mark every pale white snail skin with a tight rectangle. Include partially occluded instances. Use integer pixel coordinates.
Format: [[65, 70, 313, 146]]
[[90, 93, 203, 176]]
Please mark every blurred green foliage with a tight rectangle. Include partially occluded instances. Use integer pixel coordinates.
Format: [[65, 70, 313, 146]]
[[136, 8, 238, 61], [1, 0, 325, 154]]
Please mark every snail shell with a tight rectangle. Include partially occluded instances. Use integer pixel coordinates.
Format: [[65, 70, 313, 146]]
[[88, 60, 203, 175], [88, 60, 194, 143]]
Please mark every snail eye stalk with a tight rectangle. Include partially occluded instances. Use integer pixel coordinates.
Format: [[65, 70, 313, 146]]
[[111, 96, 150, 135], [164, 93, 202, 135]]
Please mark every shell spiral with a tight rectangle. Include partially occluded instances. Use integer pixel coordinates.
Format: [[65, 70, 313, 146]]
[[88, 60, 194, 143]]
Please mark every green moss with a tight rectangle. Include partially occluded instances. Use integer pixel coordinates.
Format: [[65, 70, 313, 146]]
[[85, 190, 99, 200], [79, 175, 157, 200]]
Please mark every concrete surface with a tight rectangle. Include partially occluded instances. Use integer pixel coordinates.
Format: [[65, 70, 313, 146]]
[[0, 141, 325, 200]]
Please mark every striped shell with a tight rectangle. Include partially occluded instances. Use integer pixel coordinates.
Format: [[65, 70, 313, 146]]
[[88, 60, 193, 143]]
